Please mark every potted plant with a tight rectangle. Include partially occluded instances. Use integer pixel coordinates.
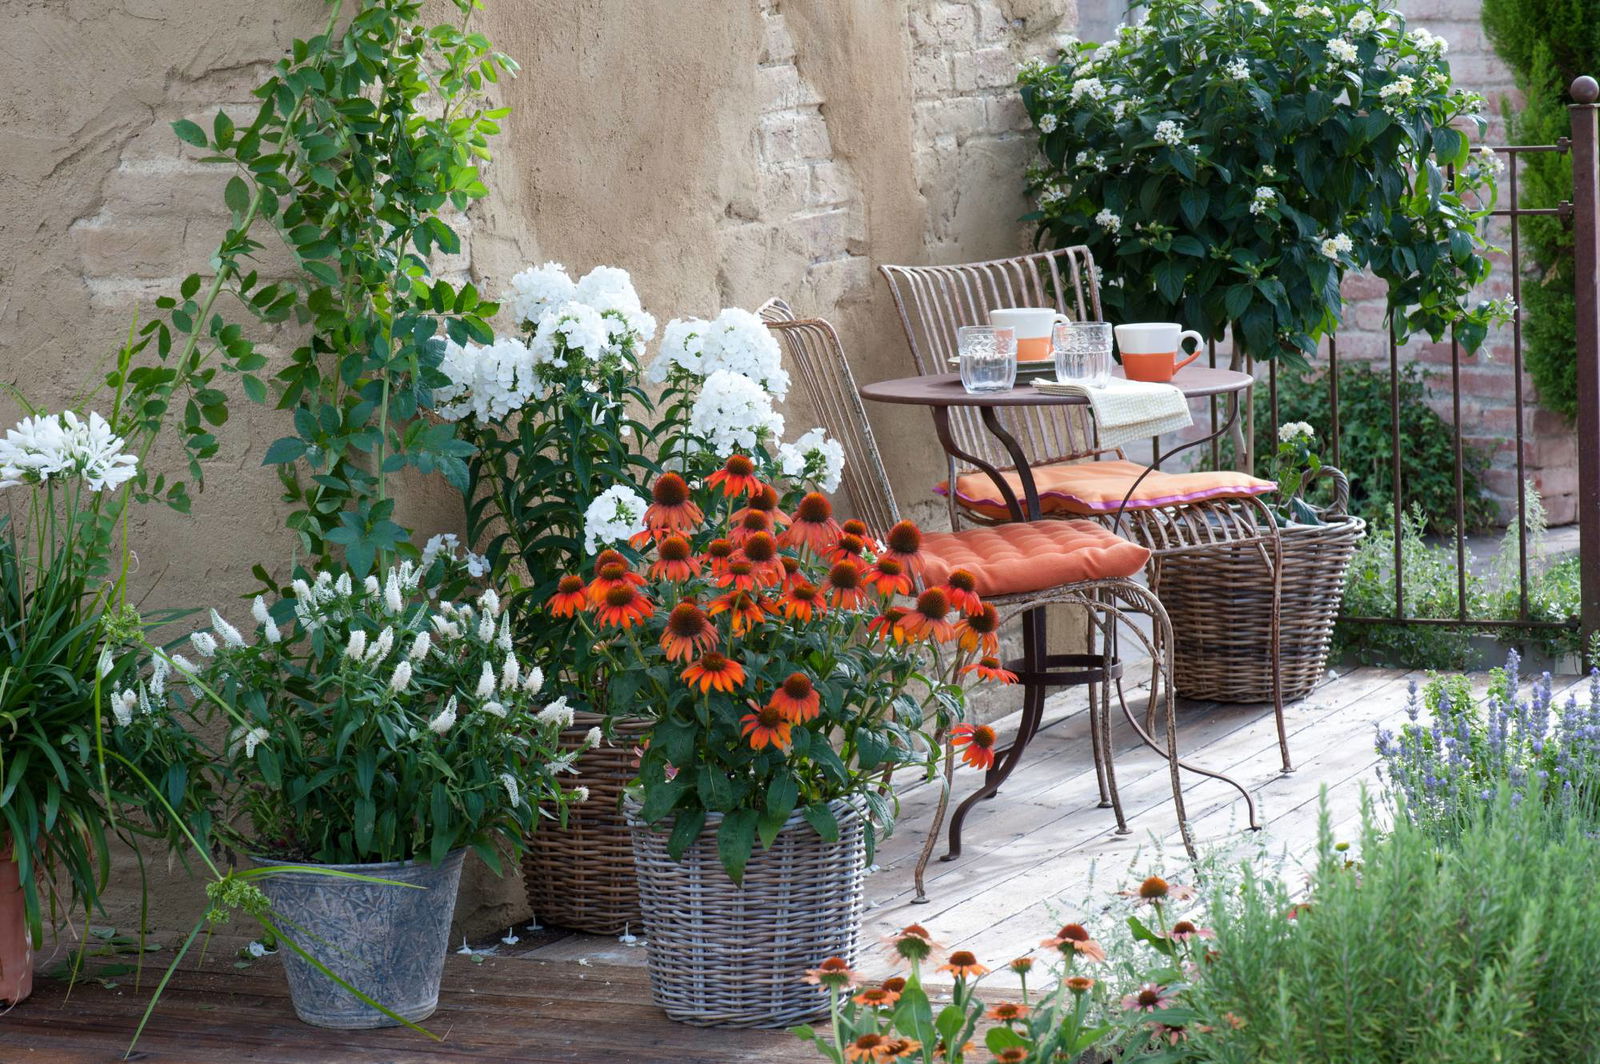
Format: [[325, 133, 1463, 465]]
[[1157, 423, 1366, 702], [107, 551, 587, 1028], [1020, 0, 1511, 417], [551, 461, 1008, 1027]]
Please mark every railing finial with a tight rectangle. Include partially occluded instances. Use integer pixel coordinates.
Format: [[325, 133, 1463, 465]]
[[1573, 75, 1599, 105]]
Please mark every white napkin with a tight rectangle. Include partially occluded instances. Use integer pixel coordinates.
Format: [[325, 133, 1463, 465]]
[[1031, 376, 1193, 450]]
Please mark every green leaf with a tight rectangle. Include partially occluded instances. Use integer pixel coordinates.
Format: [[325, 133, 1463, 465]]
[[803, 802, 839, 843], [261, 437, 307, 465], [895, 985, 936, 1045], [171, 119, 207, 147], [716, 809, 758, 885]]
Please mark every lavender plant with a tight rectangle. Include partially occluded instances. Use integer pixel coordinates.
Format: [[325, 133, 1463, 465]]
[[1375, 651, 1600, 835]]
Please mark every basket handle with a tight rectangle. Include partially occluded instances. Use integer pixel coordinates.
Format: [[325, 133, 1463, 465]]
[[1300, 464, 1350, 519]]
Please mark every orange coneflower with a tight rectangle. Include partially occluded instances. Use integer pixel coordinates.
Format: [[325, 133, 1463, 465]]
[[853, 986, 899, 1008], [802, 956, 862, 990], [593, 548, 629, 572], [778, 581, 827, 622], [993, 1049, 1028, 1064], [728, 507, 773, 547], [706, 453, 764, 497], [659, 601, 717, 663], [868, 607, 909, 643], [824, 559, 869, 609], [879, 520, 926, 575], [896, 587, 956, 642], [740, 702, 793, 751], [880, 976, 907, 995], [986, 1002, 1030, 1022], [1008, 956, 1035, 976], [649, 535, 701, 582], [864, 557, 913, 597], [880, 1038, 920, 1060], [961, 656, 1017, 684], [950, 723, 999, 770], [944, 569, 983, 614], [936, 950, 989, 980], [955, 603, 1002, 656], [736, 531, 785, 584], [780, 492, 844, 555], [778, 554, 804, 588], [840, 518, 882, 553], [709, 589, 771, 636], [768, 672, 821, 723], [593, 583, 654, 629], [1040, 922, 1108, 963], [715, 559, 765, 594], [731, 483, 790, 528], [1065, 975, 1096, 994], [587, 559, 645, 603], [843, 1033, 894, 1063], [546, 575, 589, 618], [681, 652, 746, 694], [640, 472, 703, 538], [1121, 876, 1197, 905], [829, 532, 867, 565], [883, 924, 941, 964], [705, 538, 737, 574]]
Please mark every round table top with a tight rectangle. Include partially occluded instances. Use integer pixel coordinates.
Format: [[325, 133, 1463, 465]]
[[858, 365, 1253, 407]]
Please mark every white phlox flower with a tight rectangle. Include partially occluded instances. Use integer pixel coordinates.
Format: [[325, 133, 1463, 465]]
[[421, 533, 459, 567], [646, 317, 709, 384], [1278, 421, 1317, 443], [464, 552, 490, 579], [1349, 8, 1375, 32], [574, 265, 657, 344], [696, 308, 790, 399], [688, 371, 784, 457], [777, 428, 846, 492], [582, 485, 649, 554], [532, 301, 612, 370], [504, 262, 577, 331]]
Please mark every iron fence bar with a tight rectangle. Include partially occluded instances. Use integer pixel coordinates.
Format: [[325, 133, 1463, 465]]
[[1327, 335, 1340, 469], [1509, 144, 1531, 622], [1451, 320, 1468, 620], [1207, 338, 1221, 470], [1389, 313, 1404, 621], [1571, 76, 1600, 652]]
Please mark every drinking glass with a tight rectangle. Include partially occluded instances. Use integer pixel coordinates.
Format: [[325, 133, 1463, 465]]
[[957, 326, 1017, 393], [1052, 321, 1113, 386]]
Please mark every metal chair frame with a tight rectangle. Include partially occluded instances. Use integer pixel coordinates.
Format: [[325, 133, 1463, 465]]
[[762, 307, 1260, 902]]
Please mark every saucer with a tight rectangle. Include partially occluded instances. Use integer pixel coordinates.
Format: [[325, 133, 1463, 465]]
[[946, 357, 1056, 375]]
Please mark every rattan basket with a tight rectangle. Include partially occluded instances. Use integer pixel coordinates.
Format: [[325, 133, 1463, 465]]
[[1160, 467, 1366, 704], [627, 798, 868, 1028], [522, 712, 653, 935]]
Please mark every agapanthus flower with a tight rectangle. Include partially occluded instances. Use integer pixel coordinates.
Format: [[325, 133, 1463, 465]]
[[0, 411, 139, 492]]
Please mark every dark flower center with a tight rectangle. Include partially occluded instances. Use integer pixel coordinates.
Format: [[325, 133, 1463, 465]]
[[1172, 921, 1196, 936], [971, 725, 997, 749], [729, 561, 755, 577], [828, 562, 862, 590], [557, 575, 585, 594], [836, 534, 864, 556], [790, 583, 820, 602], [725, 454, 756, 477], [603, 585, 636, 608], [875, 557, 903, 576], [1139, 989, 1162, 1007], [658, 536, 692, 562], [948, 568, 977, 592], [949, 950, 977, 967], [967, 604, 1000, 633], [902, 924, 930, 939], [782, 673, 813, 699], [652, 472, 690, 506], [598, 562, 629, 581], [915, 588, 950, 619], [796, 492, 833, 522], [841, 519, 868, 537], [740, 510, 771, 532], [757, 705, 784, 728], [594, 549, 627, 572], [818, 957, 849, 972], [1140, 876, 1170, 900], [743, 533, 777, 563], [666, 602, 708, 637], [707, 539, 734, 560], [882, 977, 906, 993], [1060, 923, 1089, 942], [886, 520, 922, 554], [700, 652, 729, 671]]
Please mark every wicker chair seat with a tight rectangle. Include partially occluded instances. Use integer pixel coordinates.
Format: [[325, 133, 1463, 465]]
[[937, 459, 1276, 521], [921, 520, 1150, 597]]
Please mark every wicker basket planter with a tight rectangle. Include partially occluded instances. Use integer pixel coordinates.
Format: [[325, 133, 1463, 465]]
[[1161, 469, 1365, 704], [627, 798, 868, 1028], [522, 711, 653, 935]]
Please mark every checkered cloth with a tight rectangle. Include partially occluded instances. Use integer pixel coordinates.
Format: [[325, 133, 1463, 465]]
[[1031, 376, 1193, 450]]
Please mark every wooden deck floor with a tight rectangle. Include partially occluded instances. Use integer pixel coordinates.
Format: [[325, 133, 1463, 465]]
[[6, 664, 1579, 1062]]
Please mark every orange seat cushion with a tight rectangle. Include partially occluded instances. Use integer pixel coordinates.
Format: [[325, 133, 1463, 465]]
[[920, 520, 1150, 597], [935, 459, 1274, 520]]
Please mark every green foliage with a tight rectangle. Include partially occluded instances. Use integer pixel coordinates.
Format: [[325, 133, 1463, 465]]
[[108, 0, 514, 575], [1174, 798, 1600, 1063], [1481, 0, 1600, 419], [1021, 0, 1509, 363]]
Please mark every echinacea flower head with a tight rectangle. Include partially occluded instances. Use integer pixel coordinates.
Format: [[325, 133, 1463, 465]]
[[1125, 876, 1196, 905], [732, 483, 790, 528], [768, 672, 821, 723], [986, 1002, 1030, 1022], [708, 588, 771, 635], [1008, 955, 1036, 976], [660, 601, 719, 662], [1066, 975, 1096, 994], [880, 520, 926, 574], [962, 656, 1018, 684], [865, 557, 913, 597], [780, 492, 844, 554], [868, 607, 909, 643], [880, 977, 907, 995], [943, 569, 983, 614], [650, 535, 701, 582], [547, 575, 589, 617], [715, 558, 765, 594], [681, 652, 746, 694], [741, 703, 794, 750], [844, 1033, 893, 1063], [993, 1049, 1028, 1064], [735, 532, 784, 583], [951, 723, 999, 770], [802, 956, 863, 990], [830, 532, 867, 564], [824, 560, 869, 609], [854, 986, 900, 1008], [936, 950, 989, 980], [594, 583, 655, 629], [1040, 922, 1108, 962], [640, 471, 703, 538], [955, 604, 1002, 655], [706, 453, 764, 497], [778, 581, 826, 622], [728, 507, 774, 546], [587, 559, 646, 603], [839, 518, 879, 551], [1121, 983, 1175, 1012], [897, 587, 955, 642], [1168, 920, 1215, 942], [884, 924, 941, 964]]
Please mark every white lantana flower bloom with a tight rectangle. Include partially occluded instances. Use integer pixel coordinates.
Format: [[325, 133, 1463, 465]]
[[1407, 27, 1447, 57], [1224, 57, 1251, 80], [1249, 186, 1276, 216], [1278, 421, 1317, 443], [504, 262, 577, 331], [1037, 113, 1059, 134], [1154, 120, 1185, 147], [1320, 233, 1354, 259], [1326, 38, 1358, 67], [582, 485, 649, 554], [1070, 77, 1107, 103], [1349, 8, 1375, 32], [689, 370, 784, 456], [1094, 208, 1122, 232]]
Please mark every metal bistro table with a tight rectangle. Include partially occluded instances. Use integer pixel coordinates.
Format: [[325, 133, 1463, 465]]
[[859, 364, 1265, 858]]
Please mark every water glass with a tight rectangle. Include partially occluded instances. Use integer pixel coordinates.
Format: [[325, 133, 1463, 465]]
[[1052, 321, 1113, 386], [957, 326, 1017, 393]]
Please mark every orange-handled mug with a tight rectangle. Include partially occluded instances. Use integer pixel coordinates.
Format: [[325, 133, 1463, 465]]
[[1113, 322, 1205, 382]]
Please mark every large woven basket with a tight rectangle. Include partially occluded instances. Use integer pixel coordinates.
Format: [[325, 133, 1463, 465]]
[[627, 798, 868, 1028], [1160, 467, 1366, 704], [522, 712, 653, 935]]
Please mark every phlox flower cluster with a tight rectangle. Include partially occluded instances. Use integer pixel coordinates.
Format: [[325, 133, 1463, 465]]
[[647, 307, 790, 398], [0, 410, 139, 492], [582, 484, 649, 553], [778, 428, 845, 494], [689, 369, 786, 457]]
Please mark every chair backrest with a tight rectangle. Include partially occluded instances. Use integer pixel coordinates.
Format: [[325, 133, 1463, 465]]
[[879, 247, 1112, 476], [762, 314, 903, 541], [757, 297, 797, 324]]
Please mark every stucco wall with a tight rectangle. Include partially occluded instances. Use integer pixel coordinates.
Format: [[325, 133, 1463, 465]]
[[1, 0, 1076, 941]]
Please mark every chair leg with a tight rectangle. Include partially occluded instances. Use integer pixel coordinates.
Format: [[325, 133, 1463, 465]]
[[1269, 529, 1293, 774], [943, 606, 1048, 862], [1086, 595, 1112, 809]]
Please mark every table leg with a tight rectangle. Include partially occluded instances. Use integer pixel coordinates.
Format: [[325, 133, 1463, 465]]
[[931, 408, 1027, 523]]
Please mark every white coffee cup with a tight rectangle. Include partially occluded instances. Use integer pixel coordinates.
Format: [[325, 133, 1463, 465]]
[[1113, 322, 1206, 382], [989, 307, 1071, 363]]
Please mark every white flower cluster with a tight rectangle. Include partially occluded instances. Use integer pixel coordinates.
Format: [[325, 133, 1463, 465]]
[[1249, 186, 1277, 216], [1224, 57, 1251, 81], [582, 484, 648, 553], [1319, 232, 1354, 260], [1154, 120, 1185, 147], [1074, 150, 1107, 172], [646, 307, 789, 399], [1407, 27, 1448, 58], [1348, 9, 1376, 33], [1292, 3, 1332, 16], [689, 369, 786, 456], [1038, 183, 1069, 209], [0, 410, 138, 493], [1038, 113, 1059, 134], [1326, 38, 1358, 69], [421, 532, 490, 578], [1094, 208, 1122, 232], [1379, 74, 1415, 104], [1245, 0, 1271, 15], [1278, 421, 1316, 443], [777, 428, 845, 493], [433, 337, 538, 421], [1070, 77, 1107, 103]]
